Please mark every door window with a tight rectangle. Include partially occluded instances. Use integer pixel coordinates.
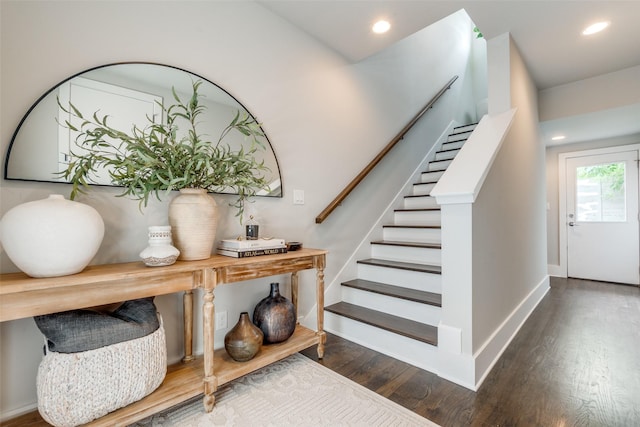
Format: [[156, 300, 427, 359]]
[[576, 162, 626, 222]]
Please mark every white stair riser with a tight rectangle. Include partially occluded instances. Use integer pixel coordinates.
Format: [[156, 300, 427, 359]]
[[404, 196, 439, 209], [357, 263, 442, 293], [447, 136, 468, 144], [412, 182, 436, 196], [383, 226, 441, 243], [421, 170, 444, 182], [371, 244, 441, 265], [435, 149, 459, 161], [325, 312, 439, 373], [441, 140, 465, 151], [428, 160, 452, 172], [454, 124, 476, 133], [394, 210, 440, 226], [341, 287, 441, 326]]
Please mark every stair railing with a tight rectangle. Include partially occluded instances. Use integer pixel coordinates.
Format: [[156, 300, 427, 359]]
[[315, 75, 459, 224]]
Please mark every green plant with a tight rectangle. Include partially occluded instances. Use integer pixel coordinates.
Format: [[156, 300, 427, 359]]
[[473, 26, 484, 39], [58, 80, 270, 221], [577, 162, 625, 199]]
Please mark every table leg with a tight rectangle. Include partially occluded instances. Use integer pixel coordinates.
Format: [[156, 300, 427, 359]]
[[182, 290, 194, 362], [203, 268, 217, 412], [291, 271, 299, 322], [315, 255, 326, 359]]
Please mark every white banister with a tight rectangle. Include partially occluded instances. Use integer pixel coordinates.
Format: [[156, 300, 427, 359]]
[[430, 108, 517, 205]]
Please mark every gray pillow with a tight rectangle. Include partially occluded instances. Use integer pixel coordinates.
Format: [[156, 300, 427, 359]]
[[33, 297, 159, 353]]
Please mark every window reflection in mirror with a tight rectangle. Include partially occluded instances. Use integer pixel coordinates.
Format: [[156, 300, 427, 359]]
[[4, 63, 282, 197]]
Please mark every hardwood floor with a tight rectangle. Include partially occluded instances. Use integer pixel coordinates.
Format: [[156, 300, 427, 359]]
[[301, 276, 640, 426], [6, 277, 639, 426]]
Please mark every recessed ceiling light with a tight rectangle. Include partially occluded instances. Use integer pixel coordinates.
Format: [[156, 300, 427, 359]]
[[372, 20, 391, 34], [582, 21, 610, 36], [551, 135, 566, 141]]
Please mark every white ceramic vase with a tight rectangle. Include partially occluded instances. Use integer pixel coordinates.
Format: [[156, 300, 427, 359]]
[[139, 225, 180, 267], [168, 189, 218, 260], [0, 194, 105, 277]]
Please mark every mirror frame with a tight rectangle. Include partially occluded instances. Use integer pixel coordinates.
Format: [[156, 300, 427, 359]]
[[4, 61, 283, 198]]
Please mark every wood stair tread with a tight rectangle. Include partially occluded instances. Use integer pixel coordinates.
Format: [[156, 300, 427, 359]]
[[325, 302, 438, 346], [449, 128, 475, 136], [436, 147, 462, 154], [342, 278, 441, 307], [404, 194, 435, 199], [394, 207, 440, 212], [357, 258, 441, 274], [371, 240, 441, 249], [383, 224, 440, 229]]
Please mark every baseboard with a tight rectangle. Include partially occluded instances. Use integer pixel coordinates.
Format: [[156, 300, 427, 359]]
[[472, 275, 550, 389], [0, 402, 38, 423], [547, 264, 564, 277], [436, 350, 477, 390]]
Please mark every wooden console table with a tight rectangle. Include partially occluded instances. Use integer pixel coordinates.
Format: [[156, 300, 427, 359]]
[[0, 248, 327, 426]]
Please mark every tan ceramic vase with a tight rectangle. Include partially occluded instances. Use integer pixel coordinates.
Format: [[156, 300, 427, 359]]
[[224, 312, 263, 362], [168, 189, 218, 260]]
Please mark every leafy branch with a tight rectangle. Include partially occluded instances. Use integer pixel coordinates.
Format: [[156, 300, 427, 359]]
[[58, 80, 270, 221]]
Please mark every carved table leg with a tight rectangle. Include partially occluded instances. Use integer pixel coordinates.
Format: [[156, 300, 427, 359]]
[[182, 290, 194, 362], [202, 268, 217, 412], [291, 271, 299, 322], [315, 255, 326, 359]]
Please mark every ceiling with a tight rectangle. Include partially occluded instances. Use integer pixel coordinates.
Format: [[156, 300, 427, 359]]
[[260, 0, 640, 145]]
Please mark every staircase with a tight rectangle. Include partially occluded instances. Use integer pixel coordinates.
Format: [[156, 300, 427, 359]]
[[325, 123, 476, 370]]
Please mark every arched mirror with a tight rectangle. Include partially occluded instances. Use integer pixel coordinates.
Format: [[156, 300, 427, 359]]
[[4, 62, 282, 197]]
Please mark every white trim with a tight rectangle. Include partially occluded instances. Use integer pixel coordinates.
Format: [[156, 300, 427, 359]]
[[432, 109, 516, 205], [437, 323, 462, 354], [557, 143, 640, 277], [0, 402, 38, 423], [547, 263, 564, 277], [436, 279, 551, 392], [473, 275, 550, 389], [436, 351, 476, 390]]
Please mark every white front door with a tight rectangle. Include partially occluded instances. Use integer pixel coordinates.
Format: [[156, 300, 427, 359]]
[[566, 149, 639, 285]]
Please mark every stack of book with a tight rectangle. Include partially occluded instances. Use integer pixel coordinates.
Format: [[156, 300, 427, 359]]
[[217, 238, 287, 258]]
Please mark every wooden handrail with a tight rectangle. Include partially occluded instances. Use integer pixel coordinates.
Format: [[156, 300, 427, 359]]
[[315, 75, 459, 224]]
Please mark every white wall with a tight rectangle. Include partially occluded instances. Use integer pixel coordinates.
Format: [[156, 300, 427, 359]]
[[538, 66, 640, 121], [0, 1, 477, 418], [430, 33, 548, 389], [472, 33, 548, 350]]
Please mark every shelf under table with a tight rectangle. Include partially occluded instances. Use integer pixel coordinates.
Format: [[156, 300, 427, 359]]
[[87, 325, 320, 426]]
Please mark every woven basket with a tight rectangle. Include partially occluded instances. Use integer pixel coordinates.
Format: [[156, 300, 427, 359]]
[[36, 317, 167, 427]]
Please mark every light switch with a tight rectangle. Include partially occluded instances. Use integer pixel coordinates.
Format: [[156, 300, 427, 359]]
[[293, 189, 305, 205]]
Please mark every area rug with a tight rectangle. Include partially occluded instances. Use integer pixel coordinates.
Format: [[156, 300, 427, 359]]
[[132, 353, 437, 426]]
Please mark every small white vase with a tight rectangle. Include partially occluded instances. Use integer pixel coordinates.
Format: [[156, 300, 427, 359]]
[[0, 194, 105, 277], [168, 189, 218, 260], [140, 226, 180, 267]]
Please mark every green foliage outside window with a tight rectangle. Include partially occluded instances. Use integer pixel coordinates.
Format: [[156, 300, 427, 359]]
[[577, 162, 624, 199]]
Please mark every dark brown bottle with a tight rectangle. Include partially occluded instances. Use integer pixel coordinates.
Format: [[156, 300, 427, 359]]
[[253, 282, 296, 344]]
